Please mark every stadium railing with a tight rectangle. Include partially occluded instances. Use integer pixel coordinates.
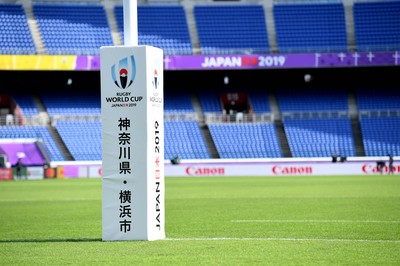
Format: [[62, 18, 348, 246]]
[[359, 110, 400, 118], [204, 113, 274, 124], [281, 111, 349, 120]]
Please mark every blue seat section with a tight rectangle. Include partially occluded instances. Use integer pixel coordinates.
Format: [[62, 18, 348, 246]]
[[273, 2, 347, 53], [164, 120, 210, 159], [0, 4, 36, 54], [357, 89, 400, 110], [277, 89, 348, 112], [115, 6, 192, 55], [0, 126, 64, 161], [54, 120, 209, 161], [208, 123, 281, 158], [360, 117, 400, 156], [33, 4, 113, 55], [11, 94, 39, 116], [198, 92, 222, 113], [194, 5, 269, 54], [284, 118, 355, 157], [55, 121, 101, 161], [354, 1, 400, 51], [40, 92, 101, 116], [164, 91, 194, 113], [249, 92, 271, 113]]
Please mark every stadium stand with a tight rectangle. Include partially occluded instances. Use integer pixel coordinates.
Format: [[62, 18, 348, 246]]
[[354, 0, 400, 51], [114, 5, 192, 55], [198, 92, 222, 113], [359, 117, 400, 156], [208, 123, 281, 158], [40, 92, 100, 116], [11, 94, 39, 116], [55, 121, 101, 161], [357, 89, 400, 156], [276, 89, 348, 113], [273, 2, 348, 53], [283, 117, 355, 157], [164, 120, 210, 159], [164, 91, 194, 113], [0, 4, 36, 54], [248, 91, 271, 113], [33, 3, 113, 55], [194, 5, 269, 54], [357, 89, 400, 111], [0, 125, 64, 161]]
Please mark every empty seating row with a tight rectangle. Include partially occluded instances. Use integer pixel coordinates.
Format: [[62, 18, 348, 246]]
[[34, 3, 113, 55], [357, 89, 400, 110], [0, 125, 64, 161], [11, 94, 39, 116], [165, 120, 210, 159], [208, 123, 281, 158], [195, 5, 269, 55], [284, 118, 355, 158], [114, 6, 192, 55], [354, 1, 400, 51], [360, 117, 400, 156], [55, 121, 101, 161], [0, 4, 35, 54], [2, 2, 400, 55], [40, 92, 100, 116], [277, 89, 348, 112], [274, 2, 348, 53]]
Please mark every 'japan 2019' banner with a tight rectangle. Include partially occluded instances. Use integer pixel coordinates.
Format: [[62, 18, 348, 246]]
[[101, 46, 165, 241]]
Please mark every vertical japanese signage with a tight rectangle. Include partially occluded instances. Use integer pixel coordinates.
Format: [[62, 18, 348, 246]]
[[101, 46, 165, 241]]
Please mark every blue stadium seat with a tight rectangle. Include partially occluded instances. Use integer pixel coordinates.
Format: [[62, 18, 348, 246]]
[[164, 120, 210, 159], [33, 3, 113, 55], [357, 89, 400, 110], [354, 1, 400, 51], [198, 92, 222, 113], [273, 2, 347, 53], [360, 117, 400, 156], [284, 118, 355, 157], [277, 89, 348, 112], [0, 125, 64, 161], [164, 91, 194, 113], [55, 121, 101, 161], [194, 5, 269, 54], [208, 123, 281, 158], [249, 91, 271, 113], [40, 92, 101, 116], [0, 4, 36, 54], [55, 119, 209, 161], [11, 94, 39, 116], [115, 5, 192, 55]]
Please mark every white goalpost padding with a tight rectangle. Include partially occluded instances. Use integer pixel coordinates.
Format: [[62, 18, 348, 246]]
[[100, 0, 165, 241]]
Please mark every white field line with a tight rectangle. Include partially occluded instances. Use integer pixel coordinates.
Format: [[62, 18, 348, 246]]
[[231, 220, 400, 224], [165, 237, 400, 243]]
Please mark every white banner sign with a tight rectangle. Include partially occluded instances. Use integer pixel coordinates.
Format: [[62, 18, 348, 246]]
[[165, 161, 399, 177], [101, 45, 165, 241]]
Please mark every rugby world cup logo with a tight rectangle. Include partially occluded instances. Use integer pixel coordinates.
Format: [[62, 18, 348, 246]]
[[111, 55, 136, 89], [152, 69, 159, 89]]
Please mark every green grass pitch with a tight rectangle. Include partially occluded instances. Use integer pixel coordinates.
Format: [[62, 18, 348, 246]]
[[1, 175, 399, 265]]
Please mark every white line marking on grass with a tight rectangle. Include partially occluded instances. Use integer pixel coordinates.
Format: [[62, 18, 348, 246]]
[[231, 220, 400, 224], [165, 237, 400, 243]]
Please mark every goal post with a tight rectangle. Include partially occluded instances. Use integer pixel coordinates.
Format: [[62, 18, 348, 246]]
[[100, 0, 165, 241]]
